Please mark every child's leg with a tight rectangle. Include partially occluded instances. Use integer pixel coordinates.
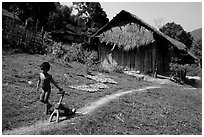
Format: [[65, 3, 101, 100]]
[[40, 89, 52, 114], [44, 91, 50, 104], [40, 90, 46, 103], [44, 91, 52, 115]]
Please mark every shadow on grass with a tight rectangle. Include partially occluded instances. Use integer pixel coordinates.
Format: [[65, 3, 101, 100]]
[[185, 78, 202, 88], [49, 111, 84, 123]]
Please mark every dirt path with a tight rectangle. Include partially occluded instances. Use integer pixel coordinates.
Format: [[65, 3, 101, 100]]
[[3, 86, 160, 135], [77, 86, 160, 115]]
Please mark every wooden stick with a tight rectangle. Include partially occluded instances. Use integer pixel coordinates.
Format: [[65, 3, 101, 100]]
[[72, 124, 82, 135], [115, 114, 124, 123]]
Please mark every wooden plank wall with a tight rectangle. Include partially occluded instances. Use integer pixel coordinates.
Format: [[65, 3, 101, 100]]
[[99, 43, 165, 74]]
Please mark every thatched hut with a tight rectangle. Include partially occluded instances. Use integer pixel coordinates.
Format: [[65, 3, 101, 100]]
[[91, 10, 197, 74], [50, 29, 84, 43]]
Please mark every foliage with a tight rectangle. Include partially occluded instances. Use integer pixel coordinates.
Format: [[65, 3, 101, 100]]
[[160, 22, 193, 49], [170, 63, 187, 74], [63, 43, 86, 64], [190, 39, 202, 67], [159, 22, 196, 67], [184, 64, 202, 77], [49, 42, 83, 62], [43, 32, 55, 53], [2, 2, 109, 35], [160, 22, 201, 68], [2, 2, 58, 30], [2, 17, 46, 55], [83, 50, 99, 71], [49, 42, 67, 58], [48, 42, 99, 66], [73, 2, 109, 35], [2, 2, 109, 52], [47, 4, 75, 31], [170, 63, 202, 81]]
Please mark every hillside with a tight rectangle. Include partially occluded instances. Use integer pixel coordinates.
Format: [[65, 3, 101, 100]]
[[2, 52, 202, 135], [189, 28, 202, 64], [191, 28, 202, 42]]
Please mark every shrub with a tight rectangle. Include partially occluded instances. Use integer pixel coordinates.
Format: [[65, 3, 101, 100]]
[[50, 42, 67, 58], [83, 50, 99, 71], [48, 41, 100, 71], [170, 63, 202, 82], [43, 32, 55, 54], [65, 43, 85, 64], [3, 22, 48, 55], [170, 63, 187, 82], [185, 64, 202, 77]]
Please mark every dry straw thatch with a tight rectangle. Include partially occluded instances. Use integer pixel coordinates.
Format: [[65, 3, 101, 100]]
[[99, 23, 155, 51]]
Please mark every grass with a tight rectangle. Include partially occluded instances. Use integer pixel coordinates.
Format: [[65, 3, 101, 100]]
[[42, 87, 201, 135], [2, 51, 202, 135]]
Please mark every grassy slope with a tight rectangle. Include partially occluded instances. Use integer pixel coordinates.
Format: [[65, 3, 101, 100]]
[[2, 52, 202, 135]]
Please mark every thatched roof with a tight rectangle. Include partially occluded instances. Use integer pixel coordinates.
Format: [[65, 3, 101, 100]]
[[98, 23, 155, 50], [92, 10, 197, 61], [92, 10, 187, 51]]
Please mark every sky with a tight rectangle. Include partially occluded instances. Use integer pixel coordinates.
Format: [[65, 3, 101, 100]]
[[61, 1, 202, 32]]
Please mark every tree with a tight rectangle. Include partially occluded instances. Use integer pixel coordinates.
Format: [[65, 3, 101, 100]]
[[160, 22, 199, 81], [73, 2, 109, 35], [47, 4, 74, 31], [2, 2, 24, 19], [3, 2, 58, 30], [160, 22, 193, 49], [190, 39, 202, 66]]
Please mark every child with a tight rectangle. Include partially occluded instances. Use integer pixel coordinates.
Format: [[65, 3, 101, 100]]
[[37, 62, 63, 115]]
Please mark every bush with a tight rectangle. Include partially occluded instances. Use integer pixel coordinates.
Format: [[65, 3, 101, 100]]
[[43, 32, 55, 54], [83, 50, 99, 71], [113, 66, 124, 73], [50, 42, 67, 58], [3, 23, 48, 55], [170, 63, 187, 82], [185, 64, 202, 77], [65, 43, 86, 64], [170, 63, 202, 82], [48, 42, 83, 62], [49, 42, 99, 67]]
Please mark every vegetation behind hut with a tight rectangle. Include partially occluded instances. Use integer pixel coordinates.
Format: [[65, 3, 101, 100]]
[[2, 9, 45, 54]]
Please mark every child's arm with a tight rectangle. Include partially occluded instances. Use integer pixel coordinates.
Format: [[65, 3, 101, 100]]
[[50, 76, 63, 91]]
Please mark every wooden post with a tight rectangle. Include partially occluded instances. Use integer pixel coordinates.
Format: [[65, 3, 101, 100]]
[[154, 62, 157, 78], [154, 45, 158, 78]]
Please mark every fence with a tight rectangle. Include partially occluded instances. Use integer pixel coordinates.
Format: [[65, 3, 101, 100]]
[[2, 11, 45, 54]]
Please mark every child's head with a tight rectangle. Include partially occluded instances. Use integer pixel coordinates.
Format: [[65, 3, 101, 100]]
[[40, 62, 50, 72]]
